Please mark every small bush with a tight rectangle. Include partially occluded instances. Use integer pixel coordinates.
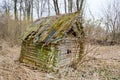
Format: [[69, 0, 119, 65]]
[[0, 15, 31, 46]]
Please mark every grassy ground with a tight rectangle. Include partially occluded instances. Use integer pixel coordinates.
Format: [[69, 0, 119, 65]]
[[0, 41, 120, 80], [48, 45, 120, 80], [0, 41, 45, 80]]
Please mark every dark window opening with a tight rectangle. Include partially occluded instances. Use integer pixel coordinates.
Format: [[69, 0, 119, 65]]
[[25, 31, 36, 40], [67, 28, 76, 37], [67, 49, 71, 54]]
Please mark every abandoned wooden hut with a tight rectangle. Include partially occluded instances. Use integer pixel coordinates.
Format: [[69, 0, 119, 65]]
[[19, 12, 84, 71]]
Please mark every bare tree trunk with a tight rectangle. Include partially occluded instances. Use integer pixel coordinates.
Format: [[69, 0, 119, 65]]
[[102, 0, 120, 44], [64, 0, 67, 13], [79, 0, 84, 11], [53, 0, 60, 15], [20, 0, 22, 21], [35, 0, 40, 18], [25, 0, 31, 21], [72, 0, 85, 69], [47, 0, 50, 16], [24, 1, 27, 20], [40, 0, 46, 17], [68, 0, 73, 13], [27, 1, 31, 20], [76, 0, 80, 11], [3, 0, 10, 17], [14, 0, 18, 20], [31, 0, 33, 21]]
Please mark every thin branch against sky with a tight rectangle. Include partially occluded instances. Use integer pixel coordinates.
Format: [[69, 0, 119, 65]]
[[0, 0, 112, 20]]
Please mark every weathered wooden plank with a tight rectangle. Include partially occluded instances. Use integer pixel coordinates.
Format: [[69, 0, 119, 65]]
[[23, 54, 49, 66]]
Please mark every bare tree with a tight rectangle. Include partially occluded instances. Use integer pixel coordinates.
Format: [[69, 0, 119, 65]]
[[70, 0, 86, 68], [76, 0, 80, 11], [102, 0, 120, 43], [2, 0, 12, 17], [26, 0, 30, 20], [30, 0, 33, 21], [47, 0, 50, 16], [68, 0, 73, 13], [14, 0, 18, 20], [76, 0, 85, 63], [40, 0, 47, 17], [79, 0, 84, 11], [19, 0, 23, 21], [64, 0, 67, 13], [24, 0, 32, 21], [53, 0, 60, 15], [35, 0, 40, 18]]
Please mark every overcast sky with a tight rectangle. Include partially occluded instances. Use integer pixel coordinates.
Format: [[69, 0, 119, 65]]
[[0, 0, 108, 20], [86, 0, 107, 19]]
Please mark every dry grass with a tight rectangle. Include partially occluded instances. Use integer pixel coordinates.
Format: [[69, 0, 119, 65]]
[[0, 41, 45, 80], [48, 45, 120, 80], [0, 16, 31, 46], [0, 40, 120, 80], [78, 45, 120, 80]]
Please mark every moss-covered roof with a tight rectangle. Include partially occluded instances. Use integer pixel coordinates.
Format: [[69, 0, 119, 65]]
[[23, 12, 80, 45]]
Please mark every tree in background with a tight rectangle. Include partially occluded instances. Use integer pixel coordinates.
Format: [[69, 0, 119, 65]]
[[68, 0, 73, 13], [76, 0, 85, 65], [102, 0, 120, 43], [64, 0, 67, 13], [14, 0, 18, 20], [25, 0, 32, 21], [53, 0, 60, 15], [19, 0, 23, 21], [1, 0, 12, 17]]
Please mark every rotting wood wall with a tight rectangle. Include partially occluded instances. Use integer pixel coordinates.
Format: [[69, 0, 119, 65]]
[[19, 37, 79, 71]]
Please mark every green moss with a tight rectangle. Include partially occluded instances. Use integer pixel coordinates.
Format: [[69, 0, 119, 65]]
[[20, 12, 81, 72]]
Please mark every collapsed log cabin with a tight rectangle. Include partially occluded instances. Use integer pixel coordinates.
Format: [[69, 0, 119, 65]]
[[19, 12, 84, 71]]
